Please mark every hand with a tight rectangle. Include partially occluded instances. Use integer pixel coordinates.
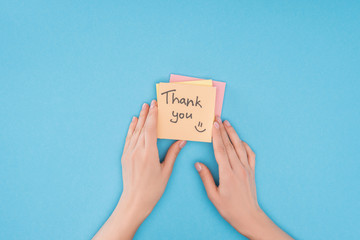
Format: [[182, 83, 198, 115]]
[[93, 100, 186, 240], [195, 117, 292, 240]]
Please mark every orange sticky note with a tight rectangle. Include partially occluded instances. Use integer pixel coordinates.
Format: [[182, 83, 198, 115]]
[[157, 83, 216, 142]]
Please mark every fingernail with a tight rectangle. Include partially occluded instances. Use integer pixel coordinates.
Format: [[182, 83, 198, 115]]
[[179, 140, 187, 148], [195, 162, 202, 172], [216, 115, 221, 123], [142, 103, 147, 110], [132, 116, 136, 122], [150, 100, 156, 109], [224, 120, 230, 126], [214, 121, 219, 129]]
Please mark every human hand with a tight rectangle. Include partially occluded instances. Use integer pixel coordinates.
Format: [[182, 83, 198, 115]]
[[195, 117, 292, 240], [93, 100, 186, 240], [119, 100, 186, 221]]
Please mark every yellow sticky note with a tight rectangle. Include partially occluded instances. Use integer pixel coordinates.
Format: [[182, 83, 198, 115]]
[[176, 79, 213, 86], [156, 80, 212, 97], [157, 83, 216, 142]]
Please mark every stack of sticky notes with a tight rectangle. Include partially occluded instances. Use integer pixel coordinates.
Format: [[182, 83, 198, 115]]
[[156, 74, 226, 143]]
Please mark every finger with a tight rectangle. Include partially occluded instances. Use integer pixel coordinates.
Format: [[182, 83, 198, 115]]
[[143, 99, 158, 148], [223, 120, 249, 169], [212, 121, 231, 172], [215, 116, 241, 169], [162, 140, 187, 178], [124, 116, 138, 152], [243, 142, 256, 171], [195, 162, 218, 203], [130, 103, 149, 147]]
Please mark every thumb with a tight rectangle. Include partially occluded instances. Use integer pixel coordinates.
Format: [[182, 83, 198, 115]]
[[195, 162, 218, 202], [162, 140, 186, 178]]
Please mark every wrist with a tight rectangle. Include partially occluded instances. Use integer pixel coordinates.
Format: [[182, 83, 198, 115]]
[[92, 195, 145, 240], [115, 195, 146, 229], [102, 195, 146, 240], [241, 210, 292, 240]]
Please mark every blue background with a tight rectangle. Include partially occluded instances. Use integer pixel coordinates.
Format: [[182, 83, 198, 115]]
[[1, 1, 359, 239]]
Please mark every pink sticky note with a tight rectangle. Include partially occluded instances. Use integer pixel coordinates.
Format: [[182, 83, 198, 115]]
[[170, 74, 226, 117]]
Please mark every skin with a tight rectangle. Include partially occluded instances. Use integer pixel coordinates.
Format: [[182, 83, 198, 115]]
[[93, 100, 293, 240], [195, 117, 293, 239]]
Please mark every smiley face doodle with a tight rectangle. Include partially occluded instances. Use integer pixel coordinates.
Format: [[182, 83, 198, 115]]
[[195, 121, 206, 133]]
